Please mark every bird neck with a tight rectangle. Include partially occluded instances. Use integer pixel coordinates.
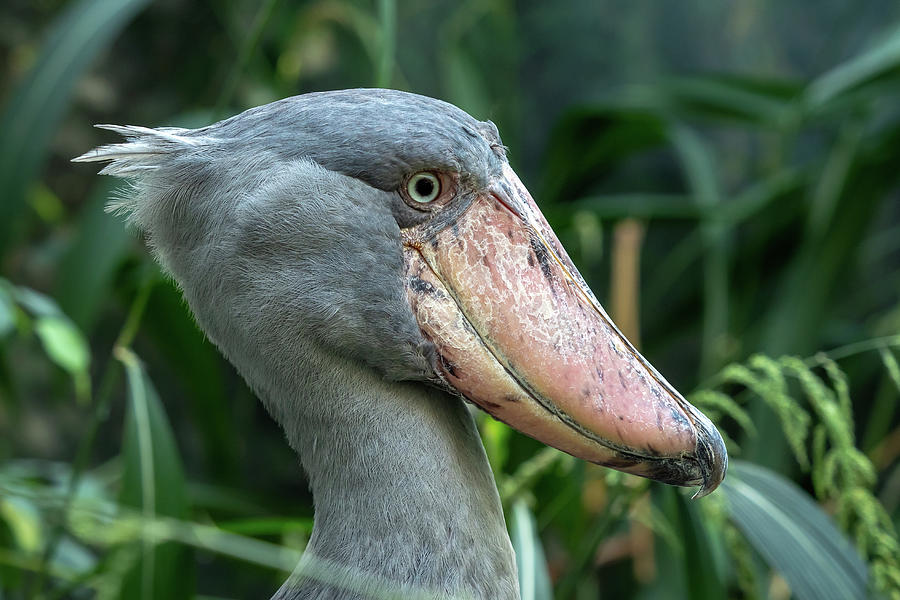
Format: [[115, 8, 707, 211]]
[[269, 353, 519, 600]]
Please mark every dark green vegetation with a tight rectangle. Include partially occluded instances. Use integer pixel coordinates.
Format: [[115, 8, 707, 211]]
[[1, 1, 899, 598]]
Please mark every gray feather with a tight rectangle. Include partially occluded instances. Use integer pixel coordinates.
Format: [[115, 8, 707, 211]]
[[75, 89, 519, 600]]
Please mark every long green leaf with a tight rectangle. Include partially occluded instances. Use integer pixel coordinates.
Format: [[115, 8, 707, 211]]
[[573, 194, 699, 219], [375, 0, 396, 87], [669, 124, 729, 378], [675, 492, 726, 600], [510, 499, 552, 600], [117, 347, 191, 600], [723, 460, 868, 600], [540, 107, 669, 206], [0, 285, 16, 338], [0, 0, 149, 254], [619, 75, 799, 126], [55, 180, 134, 332], [142, 282, 238, 477], [880, 347, 900, 395], [807, 22, 900, 107], [641, 485, 725, 600]]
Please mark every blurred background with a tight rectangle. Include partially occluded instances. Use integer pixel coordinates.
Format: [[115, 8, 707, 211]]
[[1, 0, 900, 598]]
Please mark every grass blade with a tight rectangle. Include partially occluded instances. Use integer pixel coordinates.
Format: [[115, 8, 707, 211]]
[[807, 22, 900, 107], [880, 347, 900, 395], [645, 486, 725, 600], [620, 75, 799, 126], [572, 194, 699, 219], [510, 499, 552, 600], [116, 347, 191, 599]]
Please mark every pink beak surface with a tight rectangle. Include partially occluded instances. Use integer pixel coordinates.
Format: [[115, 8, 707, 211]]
[[403, 164, 726, 497]]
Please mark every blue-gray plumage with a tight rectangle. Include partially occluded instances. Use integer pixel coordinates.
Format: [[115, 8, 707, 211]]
[[74, 89, 726, 599]]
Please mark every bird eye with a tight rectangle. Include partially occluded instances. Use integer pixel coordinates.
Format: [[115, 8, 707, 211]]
[[406, 172, 441, 204]]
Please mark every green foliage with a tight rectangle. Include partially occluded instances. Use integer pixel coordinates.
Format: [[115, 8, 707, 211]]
[[510, 500, 553, 600], [722, 461, 868, 600], [0, 278, 92, 403], [116, 347, 191, 600], [695, 347, 900, 598], [2, 1, 900, 599], [0, 0, 150, 253]]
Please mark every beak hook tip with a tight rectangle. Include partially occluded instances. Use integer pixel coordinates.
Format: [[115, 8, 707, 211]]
[[691, 428, 729, 499]]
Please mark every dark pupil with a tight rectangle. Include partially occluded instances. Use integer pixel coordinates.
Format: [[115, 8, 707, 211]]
[[415, 177, 435, 198]]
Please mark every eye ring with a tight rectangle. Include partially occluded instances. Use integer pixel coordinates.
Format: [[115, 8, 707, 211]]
[[406, 172, 441, 204]]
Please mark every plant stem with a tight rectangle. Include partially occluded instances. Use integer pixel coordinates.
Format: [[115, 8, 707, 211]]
[[807, 334, 900, 363]]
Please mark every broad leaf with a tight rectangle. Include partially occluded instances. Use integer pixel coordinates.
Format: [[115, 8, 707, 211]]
[[723, 460, 868, 600]]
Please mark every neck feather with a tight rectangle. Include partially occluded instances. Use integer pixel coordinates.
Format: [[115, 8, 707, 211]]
[[155, 197, 520, 599], [266, 353, 519, 600]]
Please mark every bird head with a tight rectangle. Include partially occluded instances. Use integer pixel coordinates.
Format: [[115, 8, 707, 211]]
[[75, 89, 726, 497]]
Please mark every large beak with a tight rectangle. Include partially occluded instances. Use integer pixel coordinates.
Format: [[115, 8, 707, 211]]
[[402, 164, 726, 497]]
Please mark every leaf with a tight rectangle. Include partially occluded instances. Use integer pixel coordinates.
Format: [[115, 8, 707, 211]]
[[141, 282, 238, 477], [660, 75, 798, 125], [50, 536, 97, 578], [718, 169, 804, 226], [0, 284, 15, 337], [669, 124, 729, 378], [374, 0, 396, 87], [807, 22, 900, 108], [34, 317, 90, 376], [642, 486, 726, 600], [540, 107, 669, 206], [479, 414, 512, 474], [55, 180, 134, 332], [620, 74, 800, 126], [879, 347, 900, 395], [0, 0, 150, 254], [116, 347, 192, 600], [11, 286, 63, 318], [509, 500, 553, 600], [722, 460, 868, 600], [216, 517, 314, 537], [0, 496, 43, 554], [444, 46, 492, 122], [31, 314, 92, 403], [675, 494, 726, 600], [573, 194, 700, 220]]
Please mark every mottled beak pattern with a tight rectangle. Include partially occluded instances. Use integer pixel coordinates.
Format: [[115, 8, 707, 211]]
[[404, 163, 726, 497]]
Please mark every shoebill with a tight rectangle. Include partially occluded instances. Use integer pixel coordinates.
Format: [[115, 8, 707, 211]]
[[74, 89, 726, 600]]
